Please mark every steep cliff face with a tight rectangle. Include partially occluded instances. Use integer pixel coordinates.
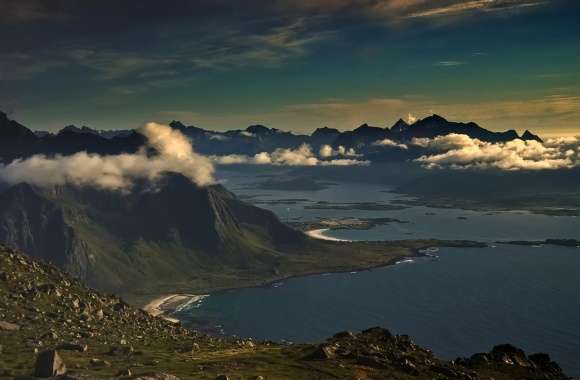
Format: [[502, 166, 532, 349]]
[[0, 183, 90, 278], [0, 175, 305, 294]]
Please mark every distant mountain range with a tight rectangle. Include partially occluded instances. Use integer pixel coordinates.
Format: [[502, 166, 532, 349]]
[[0, 111, 542, 163]]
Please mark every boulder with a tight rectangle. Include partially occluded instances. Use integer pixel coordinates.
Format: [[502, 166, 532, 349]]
[[309, 343, 338, 360], [0, 320, 20, 331], [57, 342, 88, 352], [129, 373, 181, 380], [34, 350, 67, 377]]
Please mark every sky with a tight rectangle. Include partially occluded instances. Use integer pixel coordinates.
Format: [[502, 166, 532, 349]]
[[1, 0, 579, 136]]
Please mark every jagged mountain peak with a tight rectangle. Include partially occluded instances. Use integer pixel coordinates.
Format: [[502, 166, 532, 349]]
[[59, 125, 100, 136], [522, 129, 543, 142], [0, 111, 37, 140], [414, 114, 448, 125], [246, 124, 272, 135], [312, 126, 340, 136], [391, 118, 409, 133]]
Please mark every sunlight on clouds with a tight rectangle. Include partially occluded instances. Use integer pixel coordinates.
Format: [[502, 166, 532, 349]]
[[212, 144, 368, 166], [414, 133, 580, 170]]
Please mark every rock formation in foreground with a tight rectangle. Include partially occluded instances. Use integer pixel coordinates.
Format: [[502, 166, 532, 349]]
[[0, 246, 570, 379]]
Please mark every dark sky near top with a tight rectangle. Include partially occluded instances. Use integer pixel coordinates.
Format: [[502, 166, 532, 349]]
[[1, 0, 579, 135]]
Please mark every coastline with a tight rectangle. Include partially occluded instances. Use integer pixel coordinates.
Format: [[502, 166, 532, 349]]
[[142, 254, 422, 320], [142, 293, 206, 323], [141, 236, 487, 320], [305, 228, 352, 242]]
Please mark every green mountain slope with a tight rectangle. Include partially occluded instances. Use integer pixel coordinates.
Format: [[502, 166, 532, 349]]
[[0, 174, 308, 297]]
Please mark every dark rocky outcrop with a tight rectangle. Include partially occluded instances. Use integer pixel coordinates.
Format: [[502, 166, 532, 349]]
[[34, 350, 67, 377]]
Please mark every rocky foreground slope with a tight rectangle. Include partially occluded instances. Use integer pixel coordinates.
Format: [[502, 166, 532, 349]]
[[0, 246, 570, 379]]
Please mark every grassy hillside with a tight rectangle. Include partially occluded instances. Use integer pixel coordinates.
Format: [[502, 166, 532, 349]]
[[0, 247, 569, 379]]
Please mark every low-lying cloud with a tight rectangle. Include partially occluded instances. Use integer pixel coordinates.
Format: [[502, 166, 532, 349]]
[[212, 144, 368, 166], [0, 122, 215, 190], [372, 138, 408, 149], [319, 144, 358, 157], [414, 133, 580, 170]]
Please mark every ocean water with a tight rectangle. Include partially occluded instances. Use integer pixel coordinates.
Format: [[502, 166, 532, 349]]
[[177, 173, 580, 376]]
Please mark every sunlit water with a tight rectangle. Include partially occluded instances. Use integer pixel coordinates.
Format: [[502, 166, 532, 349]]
[[176, 172, 580, 376]]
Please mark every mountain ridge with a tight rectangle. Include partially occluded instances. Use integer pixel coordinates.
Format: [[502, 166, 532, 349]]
[[0, 112, 543, 163]]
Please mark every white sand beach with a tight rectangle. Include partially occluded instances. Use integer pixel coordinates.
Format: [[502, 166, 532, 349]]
[[306, 228, 352, 242], [143, 293, 206, 323]]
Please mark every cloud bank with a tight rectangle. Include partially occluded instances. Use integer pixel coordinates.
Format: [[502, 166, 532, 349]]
[[212, 144, 368, 166], [0, 122, 215, 191], [414, 133, 580, 170]]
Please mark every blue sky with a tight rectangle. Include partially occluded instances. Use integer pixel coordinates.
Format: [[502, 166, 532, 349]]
[[1, 0, 579, 135]]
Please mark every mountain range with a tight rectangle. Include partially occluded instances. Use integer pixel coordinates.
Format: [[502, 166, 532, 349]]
[[0, 111, 542, 163]]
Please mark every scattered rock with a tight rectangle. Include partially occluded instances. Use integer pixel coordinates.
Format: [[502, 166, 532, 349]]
[[57, 342, 88, 352], [117, 368, 132, 376], [310, 343, 338, 360], [129, 373, 180, 380], [0, 320, 20, 331], [90, 358, 111, 367]]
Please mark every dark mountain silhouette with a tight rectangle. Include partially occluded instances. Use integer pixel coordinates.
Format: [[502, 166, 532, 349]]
[[393, 114, 521, 142], [310, 126, 341, 145], [334, 123, 392, 148], [522, 129, 543, 142], [0, 111, 39, 160], [390, 118, 410, 133]]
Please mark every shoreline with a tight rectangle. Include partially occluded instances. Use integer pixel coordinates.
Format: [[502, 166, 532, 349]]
[[305, 228, 352, 242], [142, 293, 207, 323], [142, 252, 424, 320], [141, 236, 488, 320]]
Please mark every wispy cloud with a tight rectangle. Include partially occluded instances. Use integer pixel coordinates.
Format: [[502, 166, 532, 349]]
[[279, 0, 547, 21], [0, 52, 66, 81], [0, 0, 67, 24], [405, 0, 546, 18], [2, 16, 333, 83], [434, 60, 466, 67], [67, 49, 178, 80], [190, 18, 333, 70]]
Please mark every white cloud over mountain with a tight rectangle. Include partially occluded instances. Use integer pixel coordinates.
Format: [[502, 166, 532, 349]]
[[0, 123, 215, 191], [212, 144, 368, 166], [414, 133, 580, 170]]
